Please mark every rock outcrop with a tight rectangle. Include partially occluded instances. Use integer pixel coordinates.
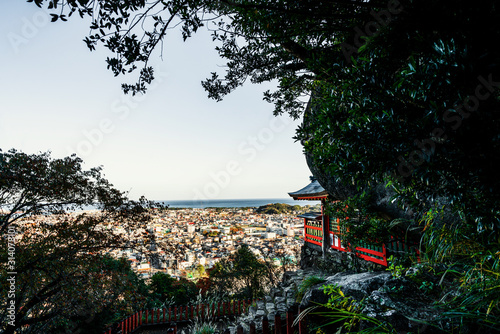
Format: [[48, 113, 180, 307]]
[[230, 262, 442, 333], [300, 271, 440, 333]]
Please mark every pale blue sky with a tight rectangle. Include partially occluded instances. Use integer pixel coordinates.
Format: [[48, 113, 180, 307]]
[[0, 2, 311, 201]]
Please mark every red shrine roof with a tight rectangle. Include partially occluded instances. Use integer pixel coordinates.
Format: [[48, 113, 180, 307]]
[[288, 177, 328, 200]]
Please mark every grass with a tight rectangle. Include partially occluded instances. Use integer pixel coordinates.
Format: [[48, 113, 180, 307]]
[[296, 275, 327, 303], [295, 284, 396, 333]]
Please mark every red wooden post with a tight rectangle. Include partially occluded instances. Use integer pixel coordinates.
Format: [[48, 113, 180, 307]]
[[157, 308, 160, 323], [139, 310, 143, 326], [163, 308, 166, 322], [233, 300, 236, 314], [237, 324, 244, 334], [145, 310, 149, 324], [250, 321, 256, 334], [274, 313, 282, 334], [201, 304, 205, 319], [298, 305, 307, 334], [191, 305, 194, 319], [169, 307, 172, 321], [121, 320, 124, 334], [125, 316, 129, 334], [217, 301, 221, 317], [132, 313, 135, 330], [262, 315, 270, 334], [174, 306, 178, 321], [286, 307, 294, 334]]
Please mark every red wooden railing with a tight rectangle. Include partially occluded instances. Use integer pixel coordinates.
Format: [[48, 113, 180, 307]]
[[102, 300, 253, 334], [304, 215, 418, 267], [304, 217, 322, 247], [103, 301, 310, 334], [328, 217, 388, 266]]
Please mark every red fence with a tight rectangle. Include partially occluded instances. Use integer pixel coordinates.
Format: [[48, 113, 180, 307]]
[[304, 218, 322, 247], [103, 300, 253, 334], [104, 301, 310, 334], [304, 215, 418, 267]]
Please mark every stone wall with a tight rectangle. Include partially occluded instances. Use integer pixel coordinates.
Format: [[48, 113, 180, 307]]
[[300, 242, 386, 274]]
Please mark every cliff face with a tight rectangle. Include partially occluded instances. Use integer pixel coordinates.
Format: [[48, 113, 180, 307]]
[[301, 93, 414, 222], [305, 151, 413, 221]]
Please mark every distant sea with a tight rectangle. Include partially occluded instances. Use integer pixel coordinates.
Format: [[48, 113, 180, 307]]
[[161, 198, 315, 209]]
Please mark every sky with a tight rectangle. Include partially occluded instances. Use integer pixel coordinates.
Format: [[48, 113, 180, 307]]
[[0, 2, 311, 201]]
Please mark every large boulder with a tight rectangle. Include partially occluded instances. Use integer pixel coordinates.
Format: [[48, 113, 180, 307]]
[[300, 271, 440, 333]]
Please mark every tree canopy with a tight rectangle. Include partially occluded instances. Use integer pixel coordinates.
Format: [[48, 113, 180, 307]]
[[0, 149, 159, 333], [210, 244, 273, 300], [28, 0, 500, 250], [28, 0, 391, 115], [149, 272, 198, 305]]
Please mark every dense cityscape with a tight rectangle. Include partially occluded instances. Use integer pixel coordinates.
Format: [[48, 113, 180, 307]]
[[14, 204, 320, 281]]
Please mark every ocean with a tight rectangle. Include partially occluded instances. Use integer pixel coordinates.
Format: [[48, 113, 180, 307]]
[[161, 198, 316, 209]]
